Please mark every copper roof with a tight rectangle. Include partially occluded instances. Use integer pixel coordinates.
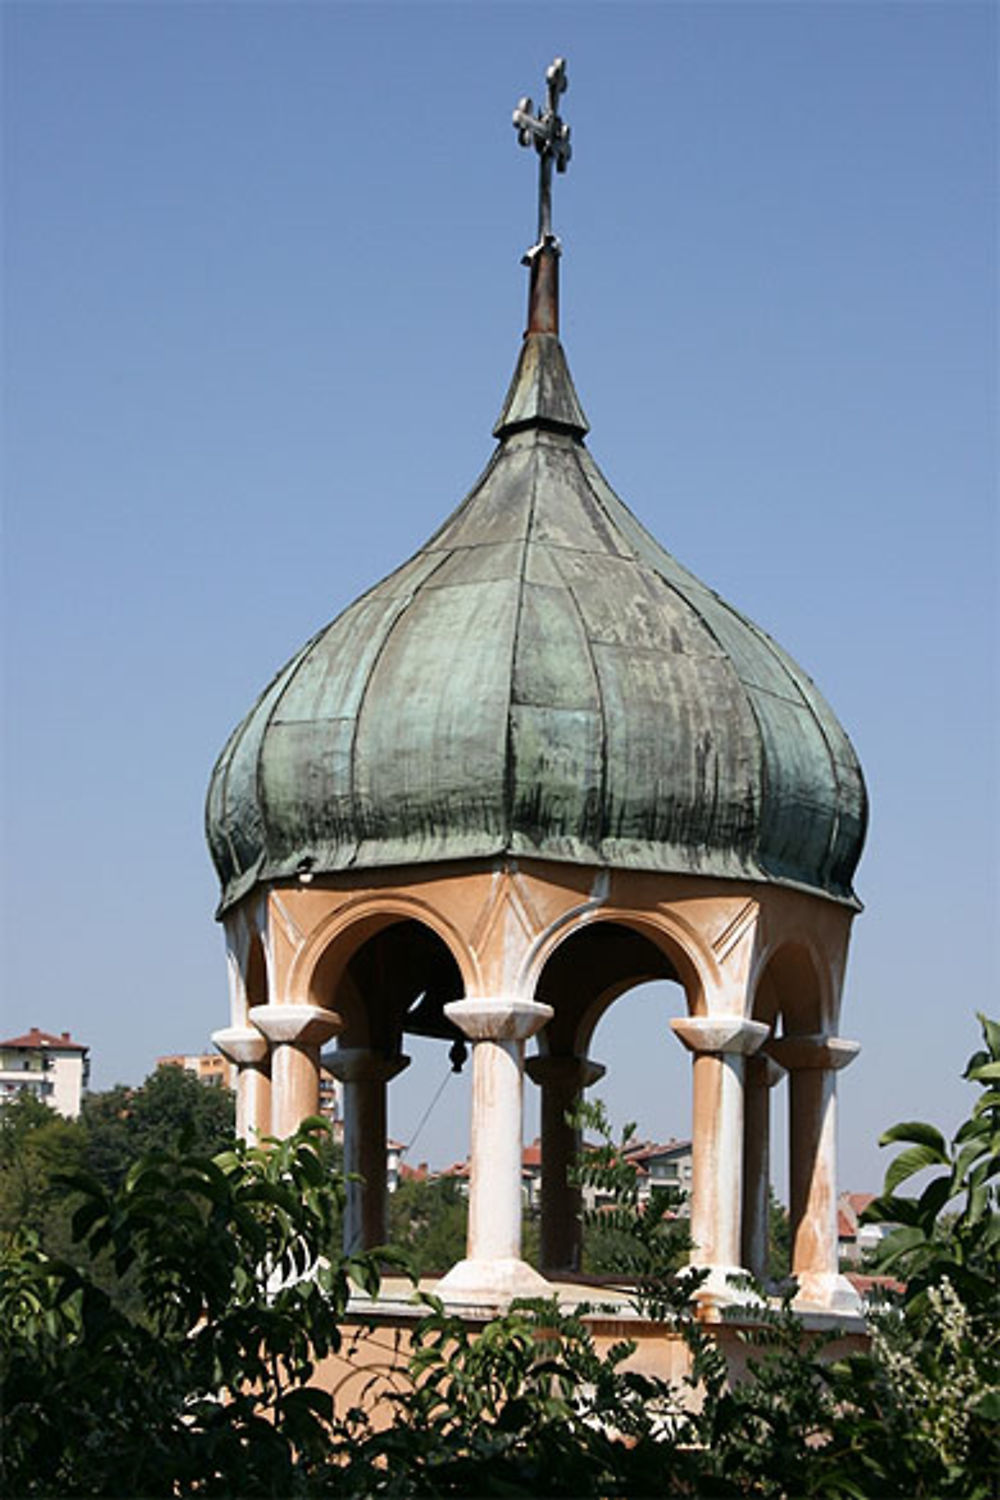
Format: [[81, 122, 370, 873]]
[[208, 210, 866, 914]]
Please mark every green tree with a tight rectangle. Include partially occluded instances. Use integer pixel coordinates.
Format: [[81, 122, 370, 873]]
[[81, 1064, 234, 1189], [387, 1174, 468, 1277], [768, 1185, 792, 1280], [572, 1100, 692, 1312], [3, 1022, 996, 1498], [1, 1120, 381, 1498], [682, 1013, 1000, 1498], [864, 1010, 1000, 1312], [826, 1009, 1000, 1493], [0, 1096, 87, 1257]]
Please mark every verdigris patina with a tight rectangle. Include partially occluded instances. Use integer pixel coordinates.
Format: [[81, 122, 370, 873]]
[[207, 57, 865, 917]]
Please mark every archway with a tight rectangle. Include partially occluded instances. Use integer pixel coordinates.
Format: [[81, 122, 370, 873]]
[[746, 942, 826, 1285], [308, 917, 466, 1252], [528, 918, 695, 1275]]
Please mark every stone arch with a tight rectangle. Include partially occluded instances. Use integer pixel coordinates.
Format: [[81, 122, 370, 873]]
[[244, 929, 269, 1012], [742, 937, 830, 1288], [522, 911, 708, 1275], [525, 907, 714, 1055], [290, 895, 477, 1019], [314, 918, 466, 1052], [285, 899, 472, 1256], [750, 938, 828, 1038], [223, 905, 271, 1024]]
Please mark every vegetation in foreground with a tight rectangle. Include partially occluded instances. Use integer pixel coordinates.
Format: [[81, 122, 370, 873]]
[[2, 1016, 998, 1497]]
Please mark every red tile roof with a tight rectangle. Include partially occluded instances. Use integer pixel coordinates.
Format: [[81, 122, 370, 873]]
[[623, 1139, 691, 1163], [0, 1027, 88, 1052], [847, 1272, 906, 1298], [837, 1209, 856, 1240]]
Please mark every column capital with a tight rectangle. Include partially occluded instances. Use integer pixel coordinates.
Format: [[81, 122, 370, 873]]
[[525, 1054, 605, 1090], [768, 1034, 860, 1072], [249, 1003, 341, 1047], [324, 1048, 410, 1085], [445, 996, 553, 1042], [671, 1015, 770, 1056], [746, 1053, 786, 1090], [212, 1025, 268, 1068]]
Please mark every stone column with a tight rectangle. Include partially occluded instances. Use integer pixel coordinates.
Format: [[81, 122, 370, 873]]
[[325, 1048, 410, 1253], [768, 1034, 860, 1312], [435, 996, 553, 1302], [525, 1053, 605, 1274], [671, 1015, 770, 1301], [248, 1004, 341, 1139], [741, 1053, 786, 1283], [212, 1025, 271, 1142]]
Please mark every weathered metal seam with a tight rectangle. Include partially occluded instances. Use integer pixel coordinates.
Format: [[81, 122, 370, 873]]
[[566, 443, 648, 568], [570, 429, 843, 888], [644, 572, 770, 877], [732, 679, 822, 711], [508, 535, 641, 559], [207, 717, 247, 894], [568, 442, 746, 855], [344, 548, 458, 868], [418, 444, 508, 552], [549, 546, 610, 853], [251, 621, 344, 877], [502, 445, 541, 843], [737, 615, 850, 889], [219, 628, 324, 891], [558, 443, 640, 561]]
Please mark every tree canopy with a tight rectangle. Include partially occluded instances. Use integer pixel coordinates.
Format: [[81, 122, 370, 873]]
[[2, 1018, 998, 1497]]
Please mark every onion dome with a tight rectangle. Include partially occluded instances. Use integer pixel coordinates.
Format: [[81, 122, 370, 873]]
[[207, 255, 865, 913], [206, 67, 865, 916]]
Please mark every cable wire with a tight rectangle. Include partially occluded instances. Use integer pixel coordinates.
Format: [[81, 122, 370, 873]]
[[403, 1064, 453, 1159]]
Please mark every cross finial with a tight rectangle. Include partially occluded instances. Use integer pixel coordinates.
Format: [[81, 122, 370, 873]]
[[513, 57, 572, 259]]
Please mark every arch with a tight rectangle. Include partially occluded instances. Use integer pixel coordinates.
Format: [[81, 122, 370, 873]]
[[742, 937, 830, 1287], [245, 930, 268, 1011], [301, 912, 467, 1051], [288, 893, 479, 1014], [223, 908, 271, 1024], [524, 906, 715, 1055], [525, 912, 700, 1275], [750, 939, 827, 1038]]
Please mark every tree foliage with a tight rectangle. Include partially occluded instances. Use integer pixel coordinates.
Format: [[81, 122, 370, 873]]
[[80, 1064, 235, 1190], [2, 1121, 378, 1498], [572, 1098, 693, 1308], [2, 1019, 997, 1498], [386, 1174, 468, 1277], [0, 1094, 87, 1257]]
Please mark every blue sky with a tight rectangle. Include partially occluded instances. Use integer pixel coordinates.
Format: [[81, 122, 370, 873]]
[[3, 2, 997, 1192]]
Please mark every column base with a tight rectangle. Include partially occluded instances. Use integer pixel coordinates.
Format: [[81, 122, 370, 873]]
[[434, 1256, 551, 1305], [690, 1264, 767, 1314], [792, 1271, 862, 1315]]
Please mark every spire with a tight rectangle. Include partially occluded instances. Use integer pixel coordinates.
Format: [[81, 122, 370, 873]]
[[494, 58, 589, 442]]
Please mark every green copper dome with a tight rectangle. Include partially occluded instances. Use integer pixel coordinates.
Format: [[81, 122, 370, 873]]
[[206, 300, 866, 915]]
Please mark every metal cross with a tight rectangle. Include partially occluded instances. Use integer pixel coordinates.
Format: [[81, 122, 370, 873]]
[[513, 57, 572, 255]]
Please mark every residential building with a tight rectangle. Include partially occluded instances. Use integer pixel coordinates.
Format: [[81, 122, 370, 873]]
[[157, 1049, 342, 1130], [838, 1191, 891, 1267], [158, 1051, 233, 1088], [623, 1139, 693, 1204], [0, 1027, 90, 1118]]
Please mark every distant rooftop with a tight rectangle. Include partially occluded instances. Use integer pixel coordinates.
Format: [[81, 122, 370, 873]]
[[0, 1027, 88, 1052]]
